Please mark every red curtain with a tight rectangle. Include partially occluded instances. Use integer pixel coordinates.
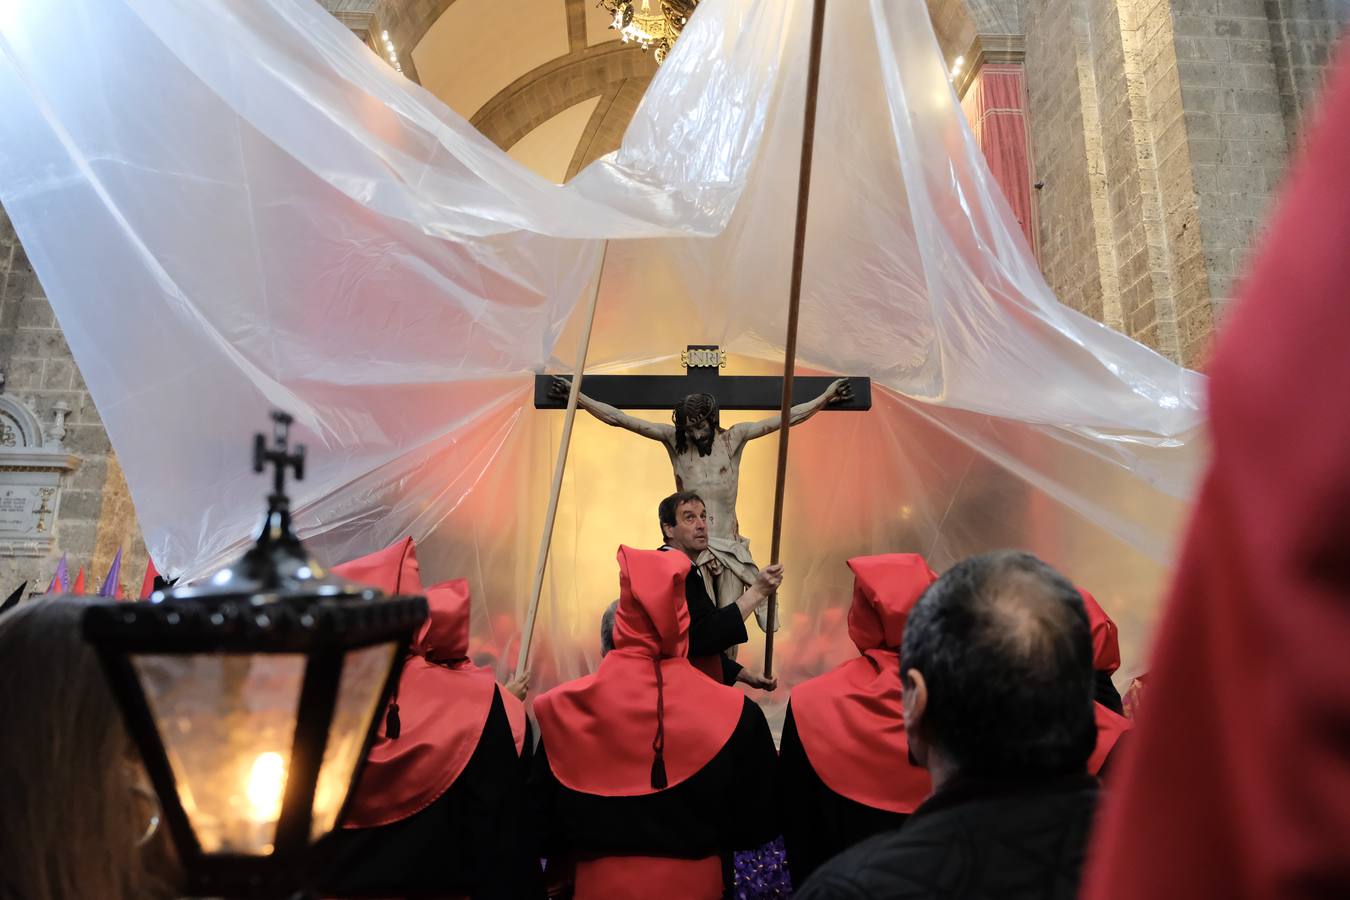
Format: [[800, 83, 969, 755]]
[[961, 64, 1039, 258]]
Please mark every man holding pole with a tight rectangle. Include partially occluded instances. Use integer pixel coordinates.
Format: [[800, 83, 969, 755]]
[[657, 490, 781, 688]]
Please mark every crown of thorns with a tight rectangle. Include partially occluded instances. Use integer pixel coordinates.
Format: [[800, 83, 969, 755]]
[[673, 393, 718, 427]]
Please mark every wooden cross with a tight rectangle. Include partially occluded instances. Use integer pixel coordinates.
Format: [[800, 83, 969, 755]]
[[533, 345, 872, 412]]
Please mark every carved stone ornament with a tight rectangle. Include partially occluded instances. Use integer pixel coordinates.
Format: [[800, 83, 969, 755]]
[[0, 384, 79, 558]]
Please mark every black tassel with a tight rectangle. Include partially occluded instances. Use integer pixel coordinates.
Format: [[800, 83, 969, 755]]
[[651, 754, 668, 790], [651, 658, 667, 789], [385, 701, 401, 740]]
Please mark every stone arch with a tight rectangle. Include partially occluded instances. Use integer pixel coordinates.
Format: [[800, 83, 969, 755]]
[[470, 42, 655, 151], [0, 393, 46, 449]]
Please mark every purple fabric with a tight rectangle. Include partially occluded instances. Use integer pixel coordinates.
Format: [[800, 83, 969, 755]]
[[45, 554, 68, 594], [97, 548, 123, 597], [734, 837, 793, 898]]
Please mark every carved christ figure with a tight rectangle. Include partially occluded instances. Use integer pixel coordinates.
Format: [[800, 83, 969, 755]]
[[551, 376, 853, 632]]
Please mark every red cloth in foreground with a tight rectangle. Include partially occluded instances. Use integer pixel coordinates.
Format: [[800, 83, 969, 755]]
[[573, 855, 723, 900], [1083, 53, 1350, 900], [343, 578, 501, 828], [789, 554, 937, 813], [533, 546, 744, 796], [1080, 588, 1132, 774]]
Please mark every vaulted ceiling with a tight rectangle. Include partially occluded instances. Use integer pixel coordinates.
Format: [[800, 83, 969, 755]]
[[323, 0, 1001, 183], [323, 0, 655, 183]]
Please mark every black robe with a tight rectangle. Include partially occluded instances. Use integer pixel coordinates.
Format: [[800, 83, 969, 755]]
[[777, 704, 909, 887], [318, 690, 541, 899], [794, 774, 1101, 900], [529, 696, 778, 896], [1095, 670, 1125, 714], [660, 546, 747, 685]]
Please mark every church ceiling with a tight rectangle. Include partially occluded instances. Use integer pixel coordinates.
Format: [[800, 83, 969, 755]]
[[323, 0, 656, 182], [324, 0, 969, 183]]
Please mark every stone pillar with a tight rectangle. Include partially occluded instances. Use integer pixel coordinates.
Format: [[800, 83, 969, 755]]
[[957, 37, 1039, 257], [1017, 0, 1347, 367]]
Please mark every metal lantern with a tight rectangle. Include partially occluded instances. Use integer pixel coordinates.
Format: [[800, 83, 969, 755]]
[[83, 412, 427, 898]]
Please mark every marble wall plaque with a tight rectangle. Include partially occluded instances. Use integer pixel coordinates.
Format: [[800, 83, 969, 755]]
[[0, 392, 77, 558]]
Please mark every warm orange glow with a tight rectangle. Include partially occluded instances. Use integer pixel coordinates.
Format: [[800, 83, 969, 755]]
[[407, 355, 1185, 713], [246, 751, 286, 824]]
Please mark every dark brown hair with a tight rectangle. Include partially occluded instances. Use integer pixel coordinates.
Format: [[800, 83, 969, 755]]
[[0, 597, 178, 900], [672, 393, 719, 455], [658, 490, 704, 544]]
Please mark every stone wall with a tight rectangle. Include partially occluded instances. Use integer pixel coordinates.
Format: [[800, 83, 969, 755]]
[[1268, 0, 1350, 138], [1016, 0, 1347, 366], [1023, 0, 1114, 328], [0, 208, 149, 596]]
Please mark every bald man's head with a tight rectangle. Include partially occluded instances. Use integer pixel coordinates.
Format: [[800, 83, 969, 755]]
[[901, 551, 1096, 779]]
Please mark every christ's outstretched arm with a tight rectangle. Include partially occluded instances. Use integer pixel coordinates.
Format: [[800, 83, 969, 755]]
[[548, 376, 674, 442], [729, 377, 852, 444]]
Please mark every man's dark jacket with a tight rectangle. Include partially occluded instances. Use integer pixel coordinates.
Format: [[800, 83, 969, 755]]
[[793, 774, 1099, 900]]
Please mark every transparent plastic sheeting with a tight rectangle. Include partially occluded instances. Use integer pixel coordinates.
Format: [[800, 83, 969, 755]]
[[0, 0, 1204, 717]]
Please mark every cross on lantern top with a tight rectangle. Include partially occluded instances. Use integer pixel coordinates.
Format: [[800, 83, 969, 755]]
[[253, 411, 306, 510]]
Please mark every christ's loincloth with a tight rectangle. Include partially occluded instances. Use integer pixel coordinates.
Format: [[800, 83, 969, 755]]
[[694, 534, 779, 636]]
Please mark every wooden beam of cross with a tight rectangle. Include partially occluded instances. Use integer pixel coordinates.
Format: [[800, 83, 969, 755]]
[[533, 345, 872, 412]]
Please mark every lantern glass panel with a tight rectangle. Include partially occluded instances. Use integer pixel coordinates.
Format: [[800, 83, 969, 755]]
[[309, 641, 398, 840], [133, 653, 305, 855]]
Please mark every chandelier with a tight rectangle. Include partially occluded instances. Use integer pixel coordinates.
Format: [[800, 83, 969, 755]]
[[598, 0, 699, 65]]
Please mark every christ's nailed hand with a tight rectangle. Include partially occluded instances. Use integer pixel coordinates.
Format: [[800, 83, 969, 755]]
[[548, 375, 571, 400], [755, 564, 784, 597], [827, 377, 853, 405]]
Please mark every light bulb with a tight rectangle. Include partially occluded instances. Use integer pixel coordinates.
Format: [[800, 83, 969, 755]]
[[246, 751, 286, 823]]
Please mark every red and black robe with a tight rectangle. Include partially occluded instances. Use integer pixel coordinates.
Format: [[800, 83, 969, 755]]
[[531, 546, 777, 899], [319, 542, 535, 899], [778, 553, 937, 885]]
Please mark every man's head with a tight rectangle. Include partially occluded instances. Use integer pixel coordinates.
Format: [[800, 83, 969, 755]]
[[900, 551, 1095, 784], [658, 490, 708, 557], [673, 393, 719, 457], [599, 599, 619, 657]]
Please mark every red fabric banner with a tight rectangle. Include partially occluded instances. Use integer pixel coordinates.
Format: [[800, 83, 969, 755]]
[[962, 64, 1039, 257]]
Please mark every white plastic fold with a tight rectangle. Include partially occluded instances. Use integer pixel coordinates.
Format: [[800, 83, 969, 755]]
[[0, 0, 1204, 704]]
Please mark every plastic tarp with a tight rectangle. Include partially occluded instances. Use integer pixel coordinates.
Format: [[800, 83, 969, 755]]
[[0, 0, 1204, 713]]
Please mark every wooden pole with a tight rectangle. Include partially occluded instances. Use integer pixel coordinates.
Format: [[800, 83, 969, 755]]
[[765, 0, 828, 678], [514, 241, 610, 680]]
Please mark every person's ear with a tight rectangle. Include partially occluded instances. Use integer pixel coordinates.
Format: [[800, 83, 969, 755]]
[[902, 668, 927, 723], [902, 667, 929, 766]]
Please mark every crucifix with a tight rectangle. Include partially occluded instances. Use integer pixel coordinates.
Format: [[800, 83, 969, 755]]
[[516, 0, 834, 680], [532, 346, 871, 413], [533, 345, 870, 638]]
